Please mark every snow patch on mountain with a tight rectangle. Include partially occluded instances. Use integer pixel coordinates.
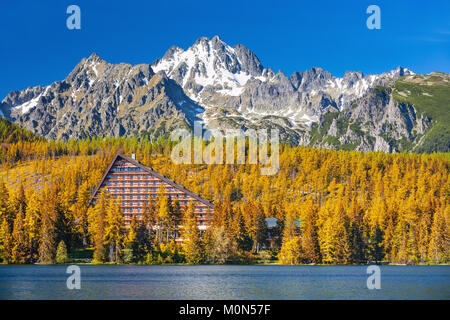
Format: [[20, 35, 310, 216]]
[[14, 86, 50, 115], [152, 36, 266, 100]]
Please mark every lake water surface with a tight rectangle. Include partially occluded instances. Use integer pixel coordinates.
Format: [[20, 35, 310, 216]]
[[0, 265, 448, 299]]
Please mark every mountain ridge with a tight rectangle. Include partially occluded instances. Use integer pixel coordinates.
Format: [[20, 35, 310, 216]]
[[1, 36, 448, 153]]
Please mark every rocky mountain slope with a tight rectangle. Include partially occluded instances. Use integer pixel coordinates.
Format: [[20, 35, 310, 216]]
[[0, 54, 202, 140], [1, 36, 449, 153]]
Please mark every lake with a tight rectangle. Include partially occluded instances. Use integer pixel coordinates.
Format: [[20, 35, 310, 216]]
[[0, 265, 448, 299]]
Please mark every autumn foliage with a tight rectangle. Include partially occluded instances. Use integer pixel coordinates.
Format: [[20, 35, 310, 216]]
[[0, 136, 448, 265]]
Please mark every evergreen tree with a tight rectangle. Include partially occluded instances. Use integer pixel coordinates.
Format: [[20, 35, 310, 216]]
[[128, 214, 151, 263], [279, 206, 302, 264], [73, 181, 91, 246], [428, 204, 449, 264], [24, 192, 41, 262], [182, 202, 204, 264], [38, 197, 57, 264], [0, 218, 12, 263], [89, 192, 108, 263], [279, 237, 302, 265], [11, 205, 28, 264], [232, 209, 252, 252], [0, 181, 11, 227], [208, 225, 234, 264], [55, 240, 68, 264], [104, 198, 125, 263], [156, 186, 169, 243], [301, 199, 321, 264]]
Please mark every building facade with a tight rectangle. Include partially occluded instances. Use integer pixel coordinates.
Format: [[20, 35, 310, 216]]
[[89, 153, 213, 231]]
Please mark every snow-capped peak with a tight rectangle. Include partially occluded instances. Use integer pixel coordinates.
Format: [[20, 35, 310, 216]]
[[152, 36, 267, 99]]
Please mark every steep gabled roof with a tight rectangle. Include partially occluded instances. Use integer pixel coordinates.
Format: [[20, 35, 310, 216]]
[[88, 152, 214, 208]]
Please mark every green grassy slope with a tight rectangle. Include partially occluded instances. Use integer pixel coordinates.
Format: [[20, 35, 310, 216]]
[[393, 73, 450, 153]]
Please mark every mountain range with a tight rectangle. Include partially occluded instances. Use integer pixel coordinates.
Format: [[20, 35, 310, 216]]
[[1, 35, 449, 153]]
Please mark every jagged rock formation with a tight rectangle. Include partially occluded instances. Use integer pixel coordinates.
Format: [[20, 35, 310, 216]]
[[1, 54, 202, 140], [1, 36, 448, 153]]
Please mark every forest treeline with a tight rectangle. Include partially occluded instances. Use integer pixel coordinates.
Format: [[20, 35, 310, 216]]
[[0, 134, 448, 265], [0, 117, 43, 144]]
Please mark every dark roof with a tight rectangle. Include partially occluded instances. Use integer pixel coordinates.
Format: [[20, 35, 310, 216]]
[[265, 217, 302, 228], [88, 152, 214, 208]]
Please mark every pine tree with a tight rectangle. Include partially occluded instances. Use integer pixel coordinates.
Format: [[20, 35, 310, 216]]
[[232, 209, 252, 252], [89, 191, 108, 263], [246, 201, 267, 253], [301, 199, 321, 264], [24, 192, 41, 262], [279, 206, 302, 264], [128, 214, 150, 263], [428, 204, 449, 264], [0, 218, 12, 263], [11, 205, 28, 264], [208, 225, 234, 264], [9, 182, 26, 218], [0, 181, 11, 227], [55, 240, 68, 264], [156, 186, 169, 243], [170, 199, 182, 239], [38, 198, 57, 264], [104, 198, 125, 263], [279, 237, 302, 265], [182, 202, 204, 264], [73, 181, 91, 246], [366, 224, 384, 263]]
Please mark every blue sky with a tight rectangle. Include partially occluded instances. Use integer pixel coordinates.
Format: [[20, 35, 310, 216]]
[[0, 0, 449, 99]]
